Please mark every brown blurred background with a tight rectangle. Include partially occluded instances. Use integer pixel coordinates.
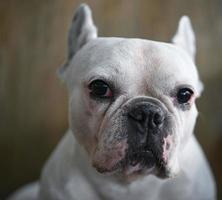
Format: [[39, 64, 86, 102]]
[[0, 0, 221, 199]]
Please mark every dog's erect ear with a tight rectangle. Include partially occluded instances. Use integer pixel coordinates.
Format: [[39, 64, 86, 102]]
[[58, 4, 97, 78], [68, 3, 97, 59], [172, 16, 196, 60]]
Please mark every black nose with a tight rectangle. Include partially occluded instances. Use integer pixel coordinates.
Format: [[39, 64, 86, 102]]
[[128, 103, 165, 133]]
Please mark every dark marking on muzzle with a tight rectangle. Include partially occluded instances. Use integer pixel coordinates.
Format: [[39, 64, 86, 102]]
[[122, 100, 172, 172]]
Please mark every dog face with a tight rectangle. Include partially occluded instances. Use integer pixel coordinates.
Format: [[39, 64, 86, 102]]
[[59, 4, 203, 180]]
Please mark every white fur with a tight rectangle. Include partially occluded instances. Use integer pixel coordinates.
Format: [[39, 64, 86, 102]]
[[8, 4, 216, 200], [172, 16, 196, 60], [9, 131, 215, 200]]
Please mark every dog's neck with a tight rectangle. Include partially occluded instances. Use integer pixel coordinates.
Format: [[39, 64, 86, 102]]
[[40, 130, 162, 199], [40, 129, 197, 200], [73, 132, 164, 199]]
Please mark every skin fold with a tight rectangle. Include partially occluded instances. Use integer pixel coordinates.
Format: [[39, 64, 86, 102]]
[[8, 4, 216, 200]]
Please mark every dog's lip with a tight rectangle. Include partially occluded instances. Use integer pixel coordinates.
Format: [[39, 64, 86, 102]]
[[121, 150, 154, 171], [93, 152, 169, 178], [120, 148, 169, 176], [93, 162, 120, 174], [92, 145, 169, 176], [129, 149, 155, 164]]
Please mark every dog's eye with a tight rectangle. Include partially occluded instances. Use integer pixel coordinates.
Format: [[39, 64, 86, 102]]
[[89, 80, 113, 99], [177, 88, 194, 104]]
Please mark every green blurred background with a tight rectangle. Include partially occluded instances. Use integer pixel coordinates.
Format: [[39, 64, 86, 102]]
[[0, 0, 221, 199]]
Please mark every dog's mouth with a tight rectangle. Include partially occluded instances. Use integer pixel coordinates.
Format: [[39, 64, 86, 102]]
[[120, 148, 168, 178], [93, 144, 171, 179], [126, 149, 156, 169], [92, 137, 174, 180]]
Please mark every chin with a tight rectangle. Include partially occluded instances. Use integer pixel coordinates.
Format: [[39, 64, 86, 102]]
[[94, 157, 177, 183]]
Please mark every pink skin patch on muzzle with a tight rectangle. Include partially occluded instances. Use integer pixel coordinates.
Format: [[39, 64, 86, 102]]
[[163, 135, 173, 163], [92, 139, 128, 172]]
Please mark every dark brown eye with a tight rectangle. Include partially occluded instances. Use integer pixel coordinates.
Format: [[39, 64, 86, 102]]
[[177, 88, 194, 104], [89, 80, 113, 99]]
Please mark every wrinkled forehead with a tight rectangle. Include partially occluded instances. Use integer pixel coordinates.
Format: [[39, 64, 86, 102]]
[[71, 37, 199, 90]]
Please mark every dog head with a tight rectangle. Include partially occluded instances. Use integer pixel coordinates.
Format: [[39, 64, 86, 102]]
[[58, 4, 203, 180]]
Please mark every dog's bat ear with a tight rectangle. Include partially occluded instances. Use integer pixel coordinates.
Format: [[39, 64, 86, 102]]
[[172, 16, 196, 60], [68, 3, 97, 59], [58, 4, 97, 79]]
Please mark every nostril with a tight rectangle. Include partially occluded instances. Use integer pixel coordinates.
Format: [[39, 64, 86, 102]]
[[152, 112, 164, 127], [128, 104, 165, 131]]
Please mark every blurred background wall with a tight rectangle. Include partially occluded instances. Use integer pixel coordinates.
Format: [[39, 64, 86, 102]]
[[0, 0, 221, 199]]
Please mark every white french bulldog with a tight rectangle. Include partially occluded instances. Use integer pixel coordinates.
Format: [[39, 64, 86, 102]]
[[9, 3, 216, 200]]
